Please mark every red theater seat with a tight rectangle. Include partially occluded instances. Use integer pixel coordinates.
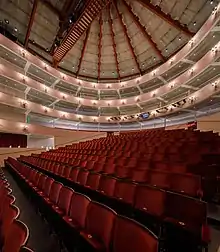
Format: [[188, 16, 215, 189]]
[[44, 181, 63, 205], [52, 186, 74, 215], [63, 193, 91, 230], [98, 176, 116, 197], [80, 202, 116, 251], [113, 180, 136, 205], [85, 173, 101, 190], [135, 186, 165, 218], [112, 216, 158, 252], [2, 220, 29, 252]]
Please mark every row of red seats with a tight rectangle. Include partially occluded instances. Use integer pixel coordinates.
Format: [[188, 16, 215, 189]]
[[6, 158, 159, 252], [17, 156, 208, 241], [24, 156, 203, 198], [0, 170, 33, 252]]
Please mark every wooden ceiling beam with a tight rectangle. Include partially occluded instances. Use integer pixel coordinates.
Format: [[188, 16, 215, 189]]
[[108, 4, 120, 79], [24, 0, 39, 48], [76, 27, 90, 76], [137, 0, 195, 37], [98, 13, 103, 80], [123, 0, 166, 62], [113, 0, 141, 74]]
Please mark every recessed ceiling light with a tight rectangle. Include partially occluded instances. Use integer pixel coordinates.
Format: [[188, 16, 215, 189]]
[[178, 36, 181, 41], [14, 58, 17, 61], [193, 21, 196, 26], [4, 19, 9, 24], [153, 57, 156, 61], [14, 27, 18, 32], [210, 0, 213, 4]]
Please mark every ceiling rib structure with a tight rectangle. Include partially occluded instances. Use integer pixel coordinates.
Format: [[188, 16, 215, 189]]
[[0, 0, 210, 82], [137, 0, 195, 37], [53, 0, 112, 64], [25, 0, 39, 48], [0, 0, 219, 131], [122, 0, 166, 62]]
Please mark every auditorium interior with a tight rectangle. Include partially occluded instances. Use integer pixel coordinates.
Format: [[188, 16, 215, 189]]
[[0, 0, 220, 251]]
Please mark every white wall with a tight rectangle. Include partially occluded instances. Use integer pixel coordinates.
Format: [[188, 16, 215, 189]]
[[0, 148, 44, 166], [197, 112, 220, 133], [27, 136, 54, 149]]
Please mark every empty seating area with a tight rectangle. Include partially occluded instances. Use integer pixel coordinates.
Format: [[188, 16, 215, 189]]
[[4, 129, 218, 251], [5, 158, 158, 252], [0, 169, 32, 252], [22, 129, 220, 200]]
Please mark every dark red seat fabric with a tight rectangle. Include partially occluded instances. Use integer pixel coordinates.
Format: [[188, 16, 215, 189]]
[[165, 192, 207, 234], [34, 174, 47, 192], [85, 173, 101, 190], [44, 181, 63, 205], [170, 174, 201, 197], [135, 186, 166, 217], [52, 186, 74, 215], [38, 177, 54, 197], [69, 168, 80, 183], [63, 193, 91, 230], [113, 180, 136, 205], [2, 220, 29, 252], [80, 202, 116, 251], [76, 170, 89, 186], [98, 176, 116, 197], [0, 204, 20, 241], [112, 216, 158, 252], [149, 170, 170, 189]]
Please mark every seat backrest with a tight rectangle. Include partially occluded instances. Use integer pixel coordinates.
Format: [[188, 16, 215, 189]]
[[85, 202, 116, 250], [0, 194, 16, 218], [69, 168, 79, 182], [114, 181, 136, 205], [76, 170, 89, 185], [86, 173, 101, 190], [63, 166, 71, 179], [57, 186, 74, 215], [2, 220, 29, 252], [165, 192, 207, 233], [49, 182, 63, 204], [1, 204, 20, 241], [33, 172, 41, 186], [112, 216, 158, 252], [38, 174, 47, 190], [43, 177, 54, 197], [98, 176, 116, 196], [135, 186, 166, 217], [69, 193, 91, 229]]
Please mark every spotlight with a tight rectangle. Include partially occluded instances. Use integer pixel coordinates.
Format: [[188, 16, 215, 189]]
[[4, 19, 9, 24], [14, 27, 18, 32]]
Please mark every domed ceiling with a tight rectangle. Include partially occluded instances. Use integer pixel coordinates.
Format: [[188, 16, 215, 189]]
[[0, 0, 216, 82]]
